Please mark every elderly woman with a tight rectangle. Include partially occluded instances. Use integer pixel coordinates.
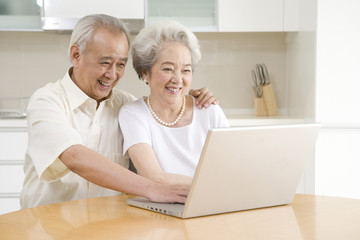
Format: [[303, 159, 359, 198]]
[[118, 21, 229, 186]]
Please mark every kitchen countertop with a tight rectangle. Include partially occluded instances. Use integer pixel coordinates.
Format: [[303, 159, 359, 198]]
[[1, 194, 360, 239], [0, 116, 308, 129]]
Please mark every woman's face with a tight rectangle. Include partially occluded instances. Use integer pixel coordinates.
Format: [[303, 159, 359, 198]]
[[145, 42, 192, 106]]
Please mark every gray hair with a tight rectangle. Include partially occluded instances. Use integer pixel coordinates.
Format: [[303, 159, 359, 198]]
[[68, 14, 130, 60], [131, 20, 201, 80]]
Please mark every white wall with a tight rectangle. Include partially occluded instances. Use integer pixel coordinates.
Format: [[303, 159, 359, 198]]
[[315, 0, 360, 199], [316, 0, 360, 123], [286, 0, 317, 120]]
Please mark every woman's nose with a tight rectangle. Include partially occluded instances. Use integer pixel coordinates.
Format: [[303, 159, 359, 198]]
[[172, 71, 182, 83]]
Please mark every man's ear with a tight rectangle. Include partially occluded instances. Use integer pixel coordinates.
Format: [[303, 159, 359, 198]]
[[70, 44, 81, 67]]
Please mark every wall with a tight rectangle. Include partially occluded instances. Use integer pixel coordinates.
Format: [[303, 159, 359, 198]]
[[315, 0, 360, 199], [0, 31, 288, 116], [0, 31, 70, 98]]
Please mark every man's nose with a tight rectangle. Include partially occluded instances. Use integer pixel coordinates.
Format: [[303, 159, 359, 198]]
[[105, 65, 117, 80]]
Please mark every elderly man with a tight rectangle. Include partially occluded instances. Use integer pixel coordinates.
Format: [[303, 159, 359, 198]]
[[20, 14, 217, 208]]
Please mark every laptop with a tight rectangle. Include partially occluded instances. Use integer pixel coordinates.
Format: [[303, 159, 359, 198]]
[[127, 123, 321, 218]]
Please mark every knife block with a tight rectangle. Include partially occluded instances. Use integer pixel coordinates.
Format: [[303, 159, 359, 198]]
[[262, 83, 278, 116], [255, 97, 268, 116]]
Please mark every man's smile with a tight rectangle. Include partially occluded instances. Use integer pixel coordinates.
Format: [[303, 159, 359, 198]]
[[98, 79, 112, 87]]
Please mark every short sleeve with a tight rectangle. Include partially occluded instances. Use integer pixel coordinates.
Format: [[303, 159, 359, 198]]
[[118, 100, 152, 157], [27, 89, 83, 182], [213, 104, 230, 128]]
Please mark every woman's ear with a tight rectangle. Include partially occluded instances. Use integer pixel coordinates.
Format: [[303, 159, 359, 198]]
[[142, 71, 150, 84], [69, 44, 81, 67]]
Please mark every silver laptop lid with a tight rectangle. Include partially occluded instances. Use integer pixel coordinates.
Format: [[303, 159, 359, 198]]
[[182, 124, 320, 218]]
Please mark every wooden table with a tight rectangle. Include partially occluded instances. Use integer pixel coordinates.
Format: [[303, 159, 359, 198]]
[[0, 194, 360, 239]]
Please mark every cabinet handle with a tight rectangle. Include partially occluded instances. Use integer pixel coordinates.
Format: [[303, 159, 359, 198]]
[[0, 160, 24, 165], [0, 193, 20, 198]]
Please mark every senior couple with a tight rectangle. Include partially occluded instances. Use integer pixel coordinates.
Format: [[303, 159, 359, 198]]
[[21, 14, 228, 208]]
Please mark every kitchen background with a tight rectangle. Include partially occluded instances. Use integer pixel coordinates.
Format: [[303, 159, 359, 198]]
[[1, 0, 360, 215], [0, 31, 289, 116], [0, 0, 317, 214]]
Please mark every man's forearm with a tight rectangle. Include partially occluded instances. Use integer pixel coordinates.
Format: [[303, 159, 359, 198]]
[[59, 144, 153, 196], [59, 144, 189, 203]]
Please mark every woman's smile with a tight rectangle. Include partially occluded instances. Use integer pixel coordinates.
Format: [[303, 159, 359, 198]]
[[166, 86, 182, 94]]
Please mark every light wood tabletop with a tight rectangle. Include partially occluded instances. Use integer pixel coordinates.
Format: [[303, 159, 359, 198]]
[[0, 194, 360, 239]]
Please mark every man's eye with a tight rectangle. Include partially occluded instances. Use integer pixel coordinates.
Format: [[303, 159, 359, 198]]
[[163, 68, 173, 71], [101, 62, 110, 65]]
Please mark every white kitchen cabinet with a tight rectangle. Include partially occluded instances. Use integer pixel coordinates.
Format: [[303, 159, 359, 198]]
[[284, 0, 300, 31], [0, 198, 21, 215], [218, 0, 299, 32], [42, 0, 145, 32], [0, 129, 27, 215], [0, 131, 28, 161], [0, 165, 24, 193], [43, 0, 144, 19], [147, 0, 217, 32], [0, 0, 42, 31]]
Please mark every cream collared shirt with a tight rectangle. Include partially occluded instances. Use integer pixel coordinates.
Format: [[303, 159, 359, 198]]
[[20, 69, 136, 208]]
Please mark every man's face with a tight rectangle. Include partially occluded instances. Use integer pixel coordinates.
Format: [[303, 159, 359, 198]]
[[71, 28, 129, 102]]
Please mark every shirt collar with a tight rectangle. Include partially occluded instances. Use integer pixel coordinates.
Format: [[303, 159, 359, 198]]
[[60, 68, 91, 111]]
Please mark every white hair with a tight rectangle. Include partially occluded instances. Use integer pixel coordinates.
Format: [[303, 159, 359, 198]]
[[131, 20, 201, 79], [67, 14, 130, 61]]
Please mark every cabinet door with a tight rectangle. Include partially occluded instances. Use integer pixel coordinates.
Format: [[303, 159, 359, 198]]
[[0, 198, 20, 215], [0, 130, 27, 214], [284, 0, 299, 31], [43, 0, 144, 19], [147, 0, 217, 32], [218, 0, 283, 32], [0, 165, 24, 193], [0, 0, 41, 31], [0, 132, 28, 161]]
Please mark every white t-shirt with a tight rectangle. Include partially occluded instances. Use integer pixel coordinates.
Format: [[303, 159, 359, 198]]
[[119, 97, 229, 177], [20, 68, 136, 208]]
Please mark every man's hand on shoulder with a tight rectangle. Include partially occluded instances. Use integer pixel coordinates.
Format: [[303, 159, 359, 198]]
[[189, 88, 218, 110]]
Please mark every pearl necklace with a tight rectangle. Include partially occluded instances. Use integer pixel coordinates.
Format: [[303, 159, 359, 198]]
[[147, 95, 186, 127]]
